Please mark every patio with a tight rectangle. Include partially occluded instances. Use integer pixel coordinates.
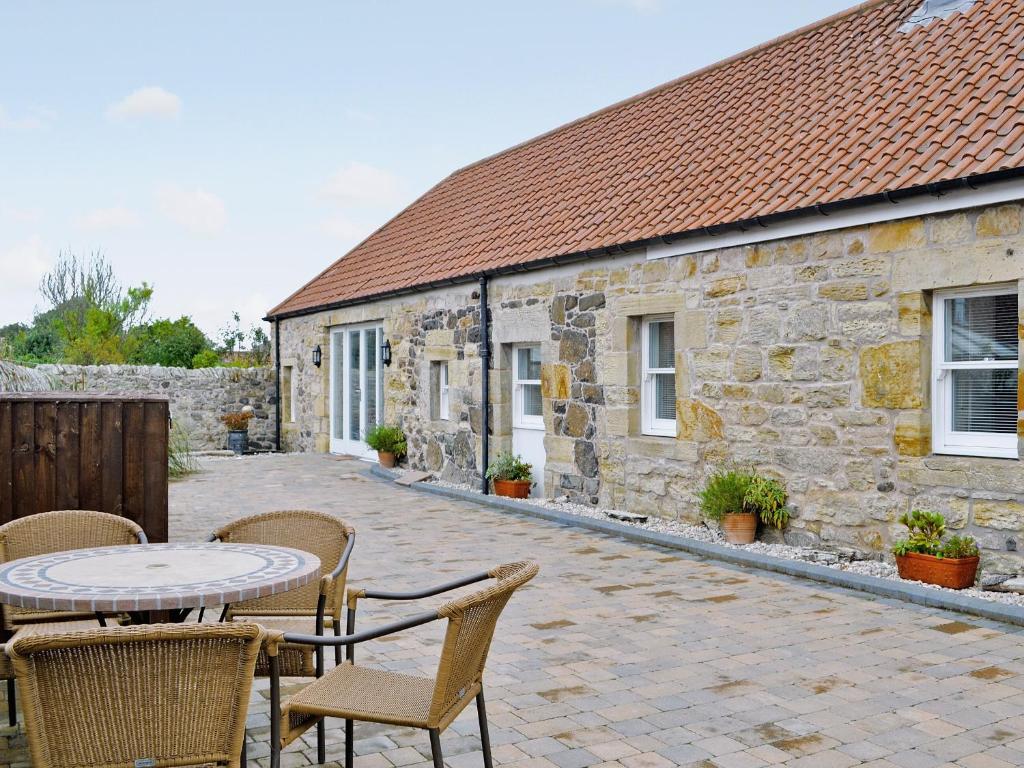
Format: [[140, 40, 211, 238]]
[[5, 454, 1024, 768]]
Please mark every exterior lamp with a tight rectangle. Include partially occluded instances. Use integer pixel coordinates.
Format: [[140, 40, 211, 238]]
[[381, 338, 392, 367], [312, 344, 322, 368]]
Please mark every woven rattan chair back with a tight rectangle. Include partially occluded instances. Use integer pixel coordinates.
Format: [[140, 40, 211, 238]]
[[215, 510, 353, 621], [7, 622, 264, 768], [0, 510, 146, 628], [428, 561, 538, 725]]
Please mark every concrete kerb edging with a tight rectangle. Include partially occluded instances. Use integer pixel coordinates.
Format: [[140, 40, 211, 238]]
[[367, 465, 1024, 628]]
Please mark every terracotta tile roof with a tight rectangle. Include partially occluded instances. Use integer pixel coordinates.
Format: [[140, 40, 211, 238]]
[[270, 0, 1024, 317]]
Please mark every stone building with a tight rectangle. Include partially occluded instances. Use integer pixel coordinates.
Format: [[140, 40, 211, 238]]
[[267, 0, 1024, 568]]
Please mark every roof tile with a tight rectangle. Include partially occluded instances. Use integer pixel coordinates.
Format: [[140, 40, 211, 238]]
[[271, 0, 1024, 316]]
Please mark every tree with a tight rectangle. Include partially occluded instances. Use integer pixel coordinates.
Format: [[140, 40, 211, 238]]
[[128, 317, 214, 368], [38, 252, 153, 365]]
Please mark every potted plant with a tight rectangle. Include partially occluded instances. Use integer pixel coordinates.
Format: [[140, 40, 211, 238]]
[[699, 469, 790, 544], [365, 424, 406, 468], [220, 410, 253, 455], [485, 452, 533, 498], [892, 510, 980, 589]]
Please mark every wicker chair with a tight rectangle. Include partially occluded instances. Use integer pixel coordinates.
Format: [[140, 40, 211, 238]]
[[265, 561, 539, 768], [4, 622, 264, 768], [0, 510, 147, 727], [210, 509, 355, 763]]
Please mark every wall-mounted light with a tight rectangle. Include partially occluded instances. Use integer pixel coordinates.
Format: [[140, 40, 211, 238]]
[[312, 344, 322, 368], [381, 338, 392, 367]]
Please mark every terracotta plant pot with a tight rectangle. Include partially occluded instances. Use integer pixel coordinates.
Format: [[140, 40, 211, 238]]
[[721, 512, 758, 544], [377, 451, 397, 468], [895, 552, 979, 590], [493, 479, 531, 498]]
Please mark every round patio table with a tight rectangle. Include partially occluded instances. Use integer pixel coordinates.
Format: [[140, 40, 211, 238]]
[[0, 542, 320, 622]]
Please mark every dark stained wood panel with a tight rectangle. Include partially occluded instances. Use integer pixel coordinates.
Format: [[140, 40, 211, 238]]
[[0, 394, 169, 541]]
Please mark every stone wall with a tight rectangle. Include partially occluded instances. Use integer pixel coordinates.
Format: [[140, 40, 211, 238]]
[[37, 364, 277, 451], [276, 200, 1024, 572]]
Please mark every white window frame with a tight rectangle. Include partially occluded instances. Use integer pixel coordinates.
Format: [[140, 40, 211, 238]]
[[642, 315, 677, 437], [931, 283, 1019, 459], [438, 361, 450, 421], [513, 344, 544, 429]]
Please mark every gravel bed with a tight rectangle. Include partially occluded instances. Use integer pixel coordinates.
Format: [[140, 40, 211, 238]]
[[429, 479, 1024, 608]]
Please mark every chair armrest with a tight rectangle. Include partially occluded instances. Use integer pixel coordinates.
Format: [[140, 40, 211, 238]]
[[206, 532, 220, 542], [346, 570, 490, 610], [280, 609, 440, 648], [136, 529, 149, 544], [319, 531, 356, 595]]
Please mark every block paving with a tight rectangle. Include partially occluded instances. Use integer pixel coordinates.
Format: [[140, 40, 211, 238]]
[[4, 453, 1024, 767]]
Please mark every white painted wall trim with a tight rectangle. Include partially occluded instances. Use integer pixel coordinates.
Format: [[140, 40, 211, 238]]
[[645, 178, 1024, 261]]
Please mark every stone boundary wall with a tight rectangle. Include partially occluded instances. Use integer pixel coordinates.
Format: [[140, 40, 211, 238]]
[[35, 364, 277, 451]]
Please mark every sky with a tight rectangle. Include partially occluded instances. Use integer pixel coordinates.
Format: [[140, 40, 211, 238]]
[[0, 0, 855, 338]]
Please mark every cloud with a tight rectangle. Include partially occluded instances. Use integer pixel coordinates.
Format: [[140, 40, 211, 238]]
[[1, 205, 42, 224], [155, 185, 226, 235], [106, 87, 182, 121], [320, 162, 404, 206], [320, 214, 373, 243], [73, 206, 140, 231], [0, 105, 51, 131], [0, 236, 51, 295]]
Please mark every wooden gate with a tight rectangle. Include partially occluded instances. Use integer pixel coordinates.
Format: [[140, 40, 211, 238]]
[[0, 393, 169, 542]]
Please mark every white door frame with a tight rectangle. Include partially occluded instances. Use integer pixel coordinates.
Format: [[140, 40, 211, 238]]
[[511, 343, 545, 496], [329, 322, 384, 458]]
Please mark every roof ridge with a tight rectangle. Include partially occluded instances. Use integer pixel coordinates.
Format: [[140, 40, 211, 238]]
[[448, 0, 894, 179]]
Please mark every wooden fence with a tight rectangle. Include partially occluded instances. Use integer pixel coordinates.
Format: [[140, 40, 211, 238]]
[[0, 393, 169, 542]]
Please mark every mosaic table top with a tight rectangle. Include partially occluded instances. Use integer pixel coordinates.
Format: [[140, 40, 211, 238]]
[[0, 542, 321, 612]]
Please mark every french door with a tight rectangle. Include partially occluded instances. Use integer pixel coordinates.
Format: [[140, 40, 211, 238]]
[[329, 323, 384, 458]]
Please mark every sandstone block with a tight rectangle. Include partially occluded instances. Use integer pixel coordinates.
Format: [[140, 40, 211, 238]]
[[783, 301, 829, 341], [930, 212, 971, 243], [860, 340, 924, 409], [692, 347, 729, 380], [973, 499, 1024, 530], [897, 291, 929, 336], [704, 275, 746, 298], [745, 245, 772, 268], [541, 363, 571, 400], [975, 204, 1021, 238], [819, 282, 869, 301], [868, 219, 926, 253], [894, 411, 930, 456], [731, 347, 762, 382], [676, 399, 725, 441]]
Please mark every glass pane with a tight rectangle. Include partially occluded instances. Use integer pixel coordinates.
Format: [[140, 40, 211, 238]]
[[349, 330, 360, 440], [332, 334, 344, 440], [517, 346, 541, 380], [365, 328, 377, 429], [945, 293, 1018, 362], [654, 372, 676, 421], [522, 383, 543, 417], [952, 368, 1017, 433], [648, 321, 675, 369]]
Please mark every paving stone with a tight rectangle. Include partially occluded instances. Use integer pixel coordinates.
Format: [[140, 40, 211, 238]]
[[7, 453, 1024, 768]]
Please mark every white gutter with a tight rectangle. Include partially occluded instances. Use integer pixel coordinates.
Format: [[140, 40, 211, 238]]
[[646, 177, 1024, 261]]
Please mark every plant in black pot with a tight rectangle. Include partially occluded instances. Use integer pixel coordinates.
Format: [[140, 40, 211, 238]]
[[220, 410, 253, 455], [485, 452, 533, 498], [365, 424, 406, 468]]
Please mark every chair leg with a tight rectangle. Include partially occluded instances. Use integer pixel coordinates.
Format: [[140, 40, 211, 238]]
[[6, 678, 15, 727], [345, 719, 354, 768], [240, 733, 248, 768], [476, 691, 493, 768], [429, 728, 444, 768], [317, 719, 326, 764], [334, 621, 342, 666]]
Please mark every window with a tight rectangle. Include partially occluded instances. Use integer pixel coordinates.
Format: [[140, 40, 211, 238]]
[[642, 316, 676, 436], [932, 284, 1019, 458], [431, 361, 450, 420], [282, 366, 294, 423], [513, 345, 543, 428]]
